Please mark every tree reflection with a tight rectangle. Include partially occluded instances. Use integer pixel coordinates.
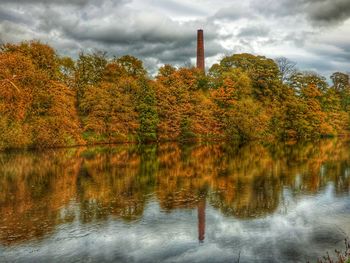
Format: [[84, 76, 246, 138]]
[[0, 149, 82, 245], [0, 140, 350, 245]]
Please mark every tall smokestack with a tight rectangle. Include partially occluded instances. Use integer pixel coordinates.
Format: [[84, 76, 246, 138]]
[[197, 29, 205, 72]]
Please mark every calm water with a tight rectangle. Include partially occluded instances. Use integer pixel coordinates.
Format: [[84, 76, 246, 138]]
[[1, 141, 350, 263]]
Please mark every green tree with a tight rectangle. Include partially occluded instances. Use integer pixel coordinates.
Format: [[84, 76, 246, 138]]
[[137, 80, 159, 142], [75, 51, 108, 109], [116, 55, 147, 78], [213, 53, 281, 100], [330, 72, 350, 112], [331, 72, 349, 92], [289, 71, 328, 95]]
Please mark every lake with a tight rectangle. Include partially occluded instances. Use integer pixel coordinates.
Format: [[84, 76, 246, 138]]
[[1, 140, 350, 263]]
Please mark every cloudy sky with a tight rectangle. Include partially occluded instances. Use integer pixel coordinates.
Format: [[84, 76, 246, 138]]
[[1, 0, 350, 76]]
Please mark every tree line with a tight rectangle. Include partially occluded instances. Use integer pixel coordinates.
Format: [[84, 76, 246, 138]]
[[0, 41, 350, 150]]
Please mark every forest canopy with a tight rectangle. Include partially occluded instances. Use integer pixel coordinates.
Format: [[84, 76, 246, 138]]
[[0, 41, 349, 150]]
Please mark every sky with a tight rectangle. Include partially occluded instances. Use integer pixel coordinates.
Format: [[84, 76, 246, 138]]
[[1, 0, 350, 76]]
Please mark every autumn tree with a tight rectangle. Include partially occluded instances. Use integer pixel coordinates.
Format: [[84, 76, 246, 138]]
[[155, 66, 220, 141], [1, 41, 60, 79], [1, 40, 349, 149], [78, 54, 158, 143], [321, 88, 349, 134], [0, 52, 34, 149], [300, 83, 331, 137], [0, 41, 82, 149]]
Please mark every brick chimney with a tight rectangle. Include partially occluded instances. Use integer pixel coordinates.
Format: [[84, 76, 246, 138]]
[[197, 29, 205, 72]]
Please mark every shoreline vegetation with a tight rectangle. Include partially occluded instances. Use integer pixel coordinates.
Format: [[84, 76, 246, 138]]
[[1, 41, 350, 151], [317, 239, 350, 263]]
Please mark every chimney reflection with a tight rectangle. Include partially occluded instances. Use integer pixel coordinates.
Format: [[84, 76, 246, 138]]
[[198, 198, 206, 242]]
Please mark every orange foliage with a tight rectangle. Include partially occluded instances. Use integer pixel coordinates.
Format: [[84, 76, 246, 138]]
[[1, 41, 349, 149], [0, 41, 82, 149]]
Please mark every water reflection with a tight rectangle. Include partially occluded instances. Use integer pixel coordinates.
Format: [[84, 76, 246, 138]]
[[1, 140, 350, 262]]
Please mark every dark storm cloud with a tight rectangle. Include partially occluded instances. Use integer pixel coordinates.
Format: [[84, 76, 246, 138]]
[[0, 0, 88, 6], [213, 5, 253, 21], [30, 4, 224, 68], [63, 19, 194, 45], [76, 26, 224, 69], [0, 0, 130, 6], [238, 25, 270, 38], [250, 0, 350, 25], [305, 0, 350, 24], [0, 9, 29, 24]]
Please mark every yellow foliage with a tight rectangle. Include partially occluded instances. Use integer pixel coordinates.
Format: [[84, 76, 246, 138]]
[[0, 42, 349, 148]]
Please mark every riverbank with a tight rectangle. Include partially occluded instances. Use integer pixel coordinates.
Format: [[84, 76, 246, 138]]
[[2, 130, 350, 152]]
